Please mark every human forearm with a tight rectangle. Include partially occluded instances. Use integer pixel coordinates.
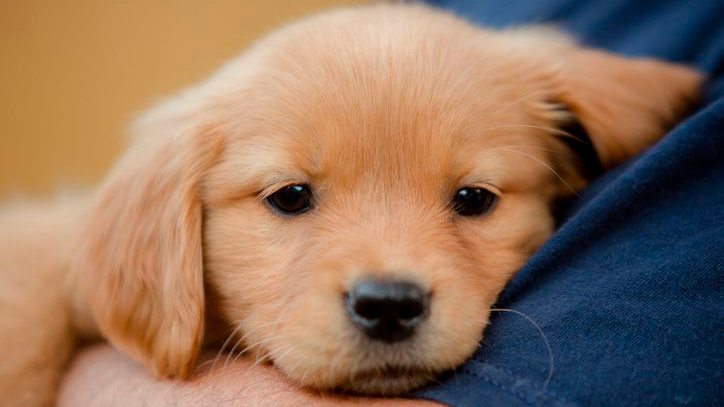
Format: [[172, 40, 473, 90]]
[[57, 344, 442, 407]]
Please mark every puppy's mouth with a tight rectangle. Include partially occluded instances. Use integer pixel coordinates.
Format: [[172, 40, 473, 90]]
[[340, 365, 435, 395]]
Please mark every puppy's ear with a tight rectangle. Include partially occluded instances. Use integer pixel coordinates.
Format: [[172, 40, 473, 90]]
[[550, 48, 702, 170], [74, 99, 221, 378]]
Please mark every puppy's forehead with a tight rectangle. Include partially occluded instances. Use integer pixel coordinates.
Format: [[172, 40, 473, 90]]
[[216, 6, 553, 194]]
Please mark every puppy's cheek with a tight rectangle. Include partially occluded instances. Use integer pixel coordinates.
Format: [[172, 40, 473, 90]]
[[203, 203, 309, 341], [422, 270, 492, 362], [267, 283, 357, 389], [459, 194, 556, 279]]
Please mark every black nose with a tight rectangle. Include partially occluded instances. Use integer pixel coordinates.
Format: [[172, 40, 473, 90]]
[[345, 279, 429, 343]]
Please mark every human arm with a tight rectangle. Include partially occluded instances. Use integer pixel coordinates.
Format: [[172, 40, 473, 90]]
[[57, 344, 443, 407]]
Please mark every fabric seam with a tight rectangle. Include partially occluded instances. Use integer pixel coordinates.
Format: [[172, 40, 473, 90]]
[[460, 362, 579, 407]]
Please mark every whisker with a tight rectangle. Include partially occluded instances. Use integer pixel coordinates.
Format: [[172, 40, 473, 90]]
[[229, 334, 287, 367], [491, 90, 548, 115], [218, 282, 300, 372], [488, 145, 570, 155], [490, 308, 555, 389], [268, 346, 296, 369], [252, 347, 267, 368], [494, 147, 579, 196], [211, 321, 246, 373], [480, 124, 584, 144], [222, 319, 286, 368]]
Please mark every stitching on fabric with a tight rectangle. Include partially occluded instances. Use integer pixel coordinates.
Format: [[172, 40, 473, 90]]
[[461, 367, 539, 407], [460, 362, 579, 407], [471, 356, 525, 380]]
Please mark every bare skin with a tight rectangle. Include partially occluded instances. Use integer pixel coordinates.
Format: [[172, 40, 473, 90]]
[[57, 344, 443, 407]]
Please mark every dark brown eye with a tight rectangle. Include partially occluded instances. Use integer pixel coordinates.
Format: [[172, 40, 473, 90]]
[[267, 184, 312, 215], [452, 187, 497, 216]]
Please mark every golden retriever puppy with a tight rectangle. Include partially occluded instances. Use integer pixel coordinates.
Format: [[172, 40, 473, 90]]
[[0, 3, 701, 406]]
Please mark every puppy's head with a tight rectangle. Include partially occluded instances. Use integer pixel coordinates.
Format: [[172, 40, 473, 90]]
[[74, 4, 700, 394]]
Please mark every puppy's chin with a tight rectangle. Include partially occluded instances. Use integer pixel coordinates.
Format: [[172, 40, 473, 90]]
[[264, 315, 487, 395], [339, 366, 437, 396], [276, 353, 461, 396]]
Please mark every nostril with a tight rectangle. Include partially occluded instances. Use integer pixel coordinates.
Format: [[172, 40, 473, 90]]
[[353, 296, 384, 321], [398, 298, 425, 320], [346, 278, 429, 343]]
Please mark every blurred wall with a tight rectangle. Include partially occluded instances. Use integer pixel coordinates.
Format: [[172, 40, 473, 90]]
[[0, 0, 362, 198]]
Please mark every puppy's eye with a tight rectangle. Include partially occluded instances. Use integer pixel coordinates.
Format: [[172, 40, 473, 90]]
[[267, 184, 313, 215], [452, 187, 497, 217]]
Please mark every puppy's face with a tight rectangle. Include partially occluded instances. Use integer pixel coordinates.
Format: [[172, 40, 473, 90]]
[[74, 4, 700, 395], [203, 39, 564, 393]]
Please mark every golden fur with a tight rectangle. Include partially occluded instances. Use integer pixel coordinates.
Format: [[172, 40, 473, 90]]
[[0, 3, 701, 406]]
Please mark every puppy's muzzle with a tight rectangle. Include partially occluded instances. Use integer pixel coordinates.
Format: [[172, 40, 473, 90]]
[[345, 279, 429, 343]]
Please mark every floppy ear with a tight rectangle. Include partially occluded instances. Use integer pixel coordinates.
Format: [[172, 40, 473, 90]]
[[551, 48, 702, 169], [74, 99, 222, 378]]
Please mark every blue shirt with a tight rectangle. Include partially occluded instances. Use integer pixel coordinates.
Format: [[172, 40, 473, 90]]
[[415, 1, 724, 406]]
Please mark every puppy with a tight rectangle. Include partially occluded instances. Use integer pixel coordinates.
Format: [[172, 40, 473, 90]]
[[0, 3, 701, 406]]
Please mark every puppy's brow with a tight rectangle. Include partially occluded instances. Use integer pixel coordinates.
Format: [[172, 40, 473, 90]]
[[459, 180, 502, 195], [204, 143, 315, 203], [257, 172, 310, 200]]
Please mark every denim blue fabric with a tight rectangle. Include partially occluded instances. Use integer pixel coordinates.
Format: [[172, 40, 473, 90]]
[[414, 1, 724, 406]]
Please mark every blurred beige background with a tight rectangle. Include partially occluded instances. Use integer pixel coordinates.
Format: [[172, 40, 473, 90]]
[[0, 0, 362, 198]]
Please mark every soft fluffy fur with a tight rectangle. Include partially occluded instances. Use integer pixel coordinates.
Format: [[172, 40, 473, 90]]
[[0, 3, 701, 406]]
